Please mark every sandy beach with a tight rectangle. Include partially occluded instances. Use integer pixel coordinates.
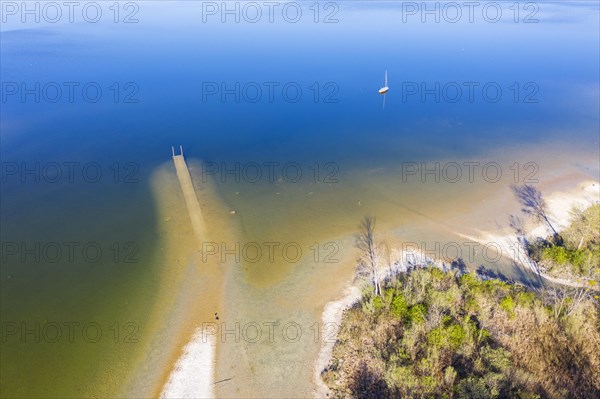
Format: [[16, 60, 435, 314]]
[[160, 332, 216, 398], [456, 180, 599, 287]]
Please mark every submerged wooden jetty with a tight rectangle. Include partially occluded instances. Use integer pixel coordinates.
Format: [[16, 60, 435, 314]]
[[172, 146, 206, 244]]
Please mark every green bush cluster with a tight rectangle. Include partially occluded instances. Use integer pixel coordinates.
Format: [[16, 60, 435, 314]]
[[530, 204, 600, 280], [540, 245, 599, 277], [428, 323, 466, 350], [499, 295, 515, 317], [322, 268, 600, 399]]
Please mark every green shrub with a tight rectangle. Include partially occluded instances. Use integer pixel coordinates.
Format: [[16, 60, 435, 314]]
[[455, 376, 494, 399], [544, 246, 569, 265], [459, 273, 479, 289], [568, 249, 588, 268], [390, 293, 408, 319], [482, 279, 510, 295], [477, 328, 491, 344], [516, 291, 535, 307], [429, 323, 466, 350], [372, 295, 384, 311], [384, 287, 395, 306], [408, 303, 427, 325], [430, 267, 446, 281], [447, 324, 467, 348], [500, 295, 516, 317], [481, 346, 512, 372]]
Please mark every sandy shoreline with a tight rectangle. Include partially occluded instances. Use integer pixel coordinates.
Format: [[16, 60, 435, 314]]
[[457, 180, 599, 282], [160, 331, 216, 398], [313, 284, 362, 397]]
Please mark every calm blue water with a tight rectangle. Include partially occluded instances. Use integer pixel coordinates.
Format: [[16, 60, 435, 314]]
[[1, 1, 599, 397], [2, 1, 599, 167]]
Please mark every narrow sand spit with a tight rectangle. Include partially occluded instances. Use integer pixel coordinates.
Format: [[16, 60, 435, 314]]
[[122, 157, 237, 398], [159, 155, 217, 398]]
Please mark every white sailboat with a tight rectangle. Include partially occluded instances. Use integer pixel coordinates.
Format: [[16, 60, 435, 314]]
[[378, 70, 389, 94], [378, 70, 389, 109]]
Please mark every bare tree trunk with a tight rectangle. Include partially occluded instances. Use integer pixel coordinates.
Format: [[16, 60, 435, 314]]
[[356, 216, 382, 297], [542, 214, 558, 237]]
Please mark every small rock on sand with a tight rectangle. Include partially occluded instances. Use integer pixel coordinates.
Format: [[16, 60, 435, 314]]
[[230, 210, 236, 215]]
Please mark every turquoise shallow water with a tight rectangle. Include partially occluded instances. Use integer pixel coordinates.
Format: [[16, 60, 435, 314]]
[[1, 1, 599, 397]]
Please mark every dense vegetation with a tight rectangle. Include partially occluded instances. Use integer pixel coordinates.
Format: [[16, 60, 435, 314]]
[[322, 268, 600, 398], [528, 204, 600, 282]]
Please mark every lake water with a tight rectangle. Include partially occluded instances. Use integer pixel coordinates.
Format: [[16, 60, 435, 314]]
[[1, 1, 599, 397]]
